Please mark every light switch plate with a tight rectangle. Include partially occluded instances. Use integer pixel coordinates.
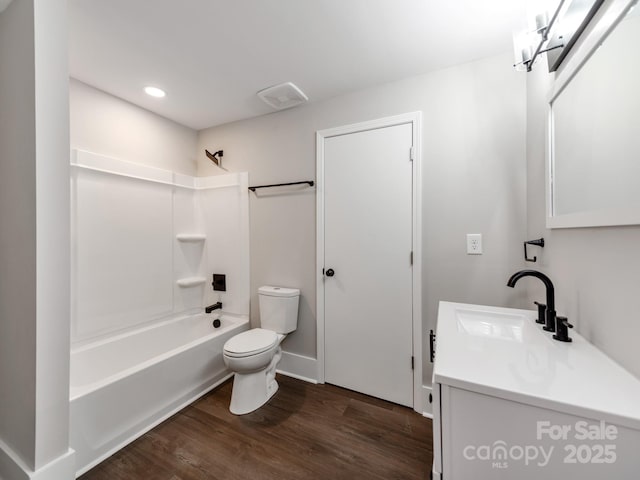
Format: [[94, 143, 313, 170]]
[[467, 234, 482, 254]]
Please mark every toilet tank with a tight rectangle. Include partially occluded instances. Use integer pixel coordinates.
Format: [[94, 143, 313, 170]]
[[258, 286, 300, 334]]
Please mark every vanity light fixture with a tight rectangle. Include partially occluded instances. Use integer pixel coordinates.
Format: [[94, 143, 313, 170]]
[[513, 0, 565, 72], [144, 86, 166, 98], [513, 0, 605, 72]]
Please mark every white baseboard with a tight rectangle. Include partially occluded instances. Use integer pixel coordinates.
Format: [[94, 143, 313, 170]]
[[422, 385, 433, 418], [0, 441, 75, 480], [276, 354, 432, 418], [0, 440, 25, 480], [277, 351, 318, 384]]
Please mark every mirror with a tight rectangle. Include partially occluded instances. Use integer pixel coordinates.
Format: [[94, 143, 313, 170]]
[[548, 0, 640, 228]]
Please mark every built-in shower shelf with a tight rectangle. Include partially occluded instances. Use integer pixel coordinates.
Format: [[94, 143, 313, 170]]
[[176, 277, 207, 288], [176, 234, 207, 243]]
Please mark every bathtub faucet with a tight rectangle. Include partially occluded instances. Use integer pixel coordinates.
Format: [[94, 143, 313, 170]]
[[205, 302, 223, 314]]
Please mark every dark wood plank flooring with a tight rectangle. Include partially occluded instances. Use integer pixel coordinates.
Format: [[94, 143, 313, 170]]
[[80, 375, 433, 480]]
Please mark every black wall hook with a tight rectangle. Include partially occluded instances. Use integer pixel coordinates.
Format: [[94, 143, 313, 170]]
[[524, 238, 545, 262]]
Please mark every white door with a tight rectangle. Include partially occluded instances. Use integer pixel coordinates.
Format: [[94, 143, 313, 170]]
[[323, 122, 414, 406]]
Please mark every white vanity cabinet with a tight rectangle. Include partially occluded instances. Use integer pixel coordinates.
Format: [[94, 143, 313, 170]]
[[431, 301, 640, 480]]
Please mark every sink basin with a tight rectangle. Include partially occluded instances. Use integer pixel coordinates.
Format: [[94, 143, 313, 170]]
[[456, 308, 525, 342]]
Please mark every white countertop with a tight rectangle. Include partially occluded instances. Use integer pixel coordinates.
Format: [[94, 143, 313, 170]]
[[433, 301, 640, 430]]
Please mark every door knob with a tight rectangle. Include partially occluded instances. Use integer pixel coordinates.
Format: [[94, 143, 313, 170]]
[[325, 268, 335, 277]]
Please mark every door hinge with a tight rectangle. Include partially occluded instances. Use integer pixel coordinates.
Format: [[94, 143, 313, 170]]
[[411, 356, 415, 370], [409, 146, 415, 161], [410, 251, 413, 265]]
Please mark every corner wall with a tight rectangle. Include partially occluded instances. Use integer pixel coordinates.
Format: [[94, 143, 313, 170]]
[[198, 52, 528, 384], [70, 79, 198, 176], [0, 0, 74, 477], [0, 0, 38, 467]]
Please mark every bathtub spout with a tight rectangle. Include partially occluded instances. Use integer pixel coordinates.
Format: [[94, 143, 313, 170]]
[[205, 302, 222, 314]]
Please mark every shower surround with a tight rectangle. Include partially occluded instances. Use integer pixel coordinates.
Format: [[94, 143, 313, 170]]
[[69, 150, 250, 475]]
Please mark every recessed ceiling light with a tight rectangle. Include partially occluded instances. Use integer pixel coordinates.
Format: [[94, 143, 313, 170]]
[[144, 86, 166, 98]]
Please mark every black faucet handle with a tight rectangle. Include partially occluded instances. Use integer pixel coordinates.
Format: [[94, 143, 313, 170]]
[[561, 318, 573, 329], [553, 316, 573, 342], [533, 301, 546, 324]]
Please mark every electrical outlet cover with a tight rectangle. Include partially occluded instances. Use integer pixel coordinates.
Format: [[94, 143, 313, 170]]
[[466, 234, 482, 255]]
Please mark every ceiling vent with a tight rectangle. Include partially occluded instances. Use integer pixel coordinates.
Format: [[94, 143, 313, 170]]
[[257, 82, 308, 110]]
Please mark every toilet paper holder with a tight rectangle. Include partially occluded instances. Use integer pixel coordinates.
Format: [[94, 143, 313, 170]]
[[524, 238, 545, 262]]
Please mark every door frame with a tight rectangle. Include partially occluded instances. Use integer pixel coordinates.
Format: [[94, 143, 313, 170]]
[[316, 112, 423, 413]]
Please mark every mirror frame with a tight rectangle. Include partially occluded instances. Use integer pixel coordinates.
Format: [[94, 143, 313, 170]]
[[547, 0, 640, 228]]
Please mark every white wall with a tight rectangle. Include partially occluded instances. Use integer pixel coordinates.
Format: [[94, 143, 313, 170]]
[[526, 27, 640, 378], [198, 176, 251, 318], [71, 152, 250, 345], [0, 1, 13, 14], [32, 0, 72, 470], [0, 0, 74, 477], [198, 52, 528, 384], [72, 154, 175, 343], [70, 78, 198, 176], [0, 0, 37, 468]]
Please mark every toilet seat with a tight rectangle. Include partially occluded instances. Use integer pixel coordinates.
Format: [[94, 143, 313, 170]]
[[223, 328, 278, 358]]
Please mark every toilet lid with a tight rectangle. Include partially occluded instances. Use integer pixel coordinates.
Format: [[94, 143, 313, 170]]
[[223, 329, 278, 357]]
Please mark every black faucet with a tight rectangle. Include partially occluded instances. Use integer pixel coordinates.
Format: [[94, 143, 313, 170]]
[[507, 270, 556, 333], [533, 301, 547, 325], [205, 302, 222, 314], [554, 316, 573, 342]]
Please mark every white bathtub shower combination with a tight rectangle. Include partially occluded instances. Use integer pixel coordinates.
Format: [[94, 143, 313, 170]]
[[70, 313, 248, 476], [69, 151, 250, 476]]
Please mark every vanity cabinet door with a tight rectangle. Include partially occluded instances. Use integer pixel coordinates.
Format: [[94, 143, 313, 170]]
[[439, 387, 640, 479], [432, 382, 443, 479]]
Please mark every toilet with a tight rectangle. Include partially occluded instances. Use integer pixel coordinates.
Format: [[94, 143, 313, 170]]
[[223, 285, 300, 415]]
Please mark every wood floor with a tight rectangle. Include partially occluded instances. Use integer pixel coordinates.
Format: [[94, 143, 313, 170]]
[[80, 375, 433, 480]]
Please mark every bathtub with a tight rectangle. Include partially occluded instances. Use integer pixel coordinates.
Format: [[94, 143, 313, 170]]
[[70, 312, 249, 477]]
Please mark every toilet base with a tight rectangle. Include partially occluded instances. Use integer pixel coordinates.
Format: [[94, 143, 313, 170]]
[[229, 347, 281, 415]]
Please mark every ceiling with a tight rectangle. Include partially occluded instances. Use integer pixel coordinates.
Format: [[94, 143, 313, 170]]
[[68, 0, 526, 131]]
